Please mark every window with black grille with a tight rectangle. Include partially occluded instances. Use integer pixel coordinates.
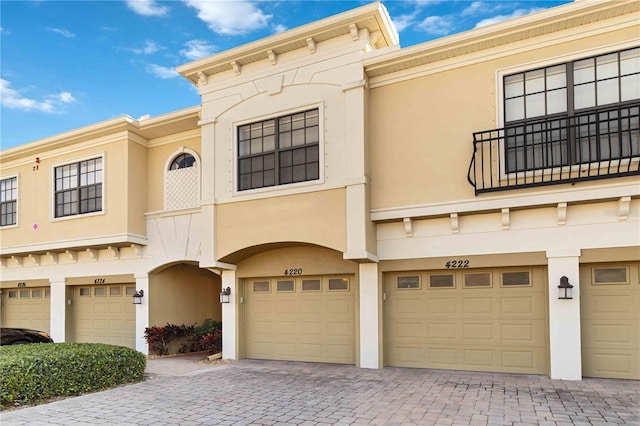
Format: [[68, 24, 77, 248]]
[[54, 157, 103, 218], [0, 177, 17, 226], [238, 109, 319, 191]]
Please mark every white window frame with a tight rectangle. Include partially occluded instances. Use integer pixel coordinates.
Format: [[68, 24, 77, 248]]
[[495, 41, 640, 181], [50, 153, 106, 222], [232, 102, 326, 197], [0, 174, 19, 228]]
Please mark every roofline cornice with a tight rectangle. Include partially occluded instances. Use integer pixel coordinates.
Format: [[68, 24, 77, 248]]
[[176, 1, 398, 84], [364, 0, 639, 77], [0, 105, 201, 164]]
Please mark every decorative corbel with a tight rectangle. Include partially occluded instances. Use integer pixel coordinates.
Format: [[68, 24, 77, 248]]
[[501, 208, 510, 230], [197, 71, 208, 86], [230, 61, 241, 75], [403, 218, 413, 238], [106, 246, 120, 259], [27, 254, 40, 266], [306, 37, 316, 54], [11, 256, 23, 267], [130, 244, 142, 257], [65, 250, 77, 262], [450, 213, 460, 234], [557, 202, 567, 225], [267, 49, 277, 65], [45, 252, 58, 264], [86, 248, 98, 260], [0, 258, 6, 268], [618, 196, 631, 221], [349, 23, 359, 41]]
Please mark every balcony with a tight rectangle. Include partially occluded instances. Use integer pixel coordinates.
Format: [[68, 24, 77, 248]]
[[467, 103, 639, 195]]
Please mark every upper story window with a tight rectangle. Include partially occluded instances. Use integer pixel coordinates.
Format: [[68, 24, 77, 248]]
[[503, 47, 639, 173], [0, 177, 17, 226], [238, 108, 320, 191], [468, 47, 639, 194], [169, 153, 196, 170], [165, 150, 199, 210], [54, 157, 103, 218]]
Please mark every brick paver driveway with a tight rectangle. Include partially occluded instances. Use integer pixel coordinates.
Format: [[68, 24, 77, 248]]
[[2, 360, 638, 425]]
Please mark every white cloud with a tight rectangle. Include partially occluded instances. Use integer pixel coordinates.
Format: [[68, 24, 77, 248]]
[[180, 39, 216, 60], [183, 0, 271, 35], [146, 64, 179, 79], [126, 0, 168, 17], [416, 16, 454, 36], [46, 27, 75, 38], [475, 8, 543, 28], [392, 12, 418, 33], [272, 24, 287, 34], [131, 40, 163, 55], [462, 1, 485, 17], [0, 79, 76, 113]]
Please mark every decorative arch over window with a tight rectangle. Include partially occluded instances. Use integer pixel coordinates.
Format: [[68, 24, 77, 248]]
[[164, 148, 200, 210]]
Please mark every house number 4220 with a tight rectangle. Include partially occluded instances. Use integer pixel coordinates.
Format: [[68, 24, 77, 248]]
[[284, 269, 302, 276]]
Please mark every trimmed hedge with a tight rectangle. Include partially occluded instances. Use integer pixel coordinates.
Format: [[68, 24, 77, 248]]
[[0, 343, 146, 408]]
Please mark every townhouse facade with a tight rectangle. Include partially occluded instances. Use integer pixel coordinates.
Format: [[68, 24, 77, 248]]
[[1, 0, 638, 380]]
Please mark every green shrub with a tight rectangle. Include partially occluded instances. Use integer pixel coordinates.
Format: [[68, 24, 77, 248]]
[[144, 319, 222, 355], [0, 343, 146, 408]]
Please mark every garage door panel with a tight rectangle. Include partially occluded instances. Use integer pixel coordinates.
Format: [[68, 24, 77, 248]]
[[463, 323, 494, 341], [428, 322, 457, 340], [463, 297, 493, 314], [73, 284, 135, 349], [245, 276, 355, 364], [427, 297, 457, 314], [2, 287, 51, 333], [583, 321, 637, 346], [500, 296, 534, 315], [502, 350, 535, 369], [581, 263, 639, 379], [385, 268, 548, 375]]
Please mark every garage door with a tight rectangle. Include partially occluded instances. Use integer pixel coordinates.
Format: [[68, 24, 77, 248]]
[[74, 284, 136, 349], [581, 263, 639, 379], [1, 287, 51, 333], [385, 268, 548, 374], [245, 276, 355, 364]]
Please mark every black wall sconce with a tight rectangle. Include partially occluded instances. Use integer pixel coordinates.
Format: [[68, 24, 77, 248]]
[[219, 287, 231, 304], [557, 276, 573, 299], [132, 289, 144, 305]]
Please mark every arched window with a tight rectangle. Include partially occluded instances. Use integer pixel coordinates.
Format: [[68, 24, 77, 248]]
[[165, 149, 200, 210], [169, 153, 196, 170]]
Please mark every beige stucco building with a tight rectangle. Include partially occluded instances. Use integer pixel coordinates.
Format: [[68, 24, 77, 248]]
[[1, 0, 638, 380]]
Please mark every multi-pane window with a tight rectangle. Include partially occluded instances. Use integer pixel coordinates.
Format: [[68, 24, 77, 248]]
[[169, 153, 196, 170], [238, 109, 320, 191], [0, 177, 17, 226], [504, 47, 639, 172], [54, 157, 103, 218]]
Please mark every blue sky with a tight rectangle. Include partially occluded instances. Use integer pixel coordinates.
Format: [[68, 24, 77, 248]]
[[1, 0, 572, 150]]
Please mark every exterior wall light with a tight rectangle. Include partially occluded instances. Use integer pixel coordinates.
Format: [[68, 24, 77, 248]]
[[557, 276, 573, 299], [132, 289, 144, 305], [220, 287, 231, 304]]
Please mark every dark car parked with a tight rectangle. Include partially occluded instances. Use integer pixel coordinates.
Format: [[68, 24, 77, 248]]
[[0, 327, 54, 345]]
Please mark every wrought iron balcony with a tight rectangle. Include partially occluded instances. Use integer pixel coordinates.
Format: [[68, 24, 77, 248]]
[[467, 102, 640, 195]]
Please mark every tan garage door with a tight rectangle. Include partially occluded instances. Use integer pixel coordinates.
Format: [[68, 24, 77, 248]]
[[581, 263, 639, 379], [385, 268, 548, 374], [1, 287, 51, 333], [74, 284, 136, 349], [245, 276, 355, 364]]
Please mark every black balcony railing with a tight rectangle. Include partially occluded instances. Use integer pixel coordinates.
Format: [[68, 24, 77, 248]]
[[467, 103, 640, 195]]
